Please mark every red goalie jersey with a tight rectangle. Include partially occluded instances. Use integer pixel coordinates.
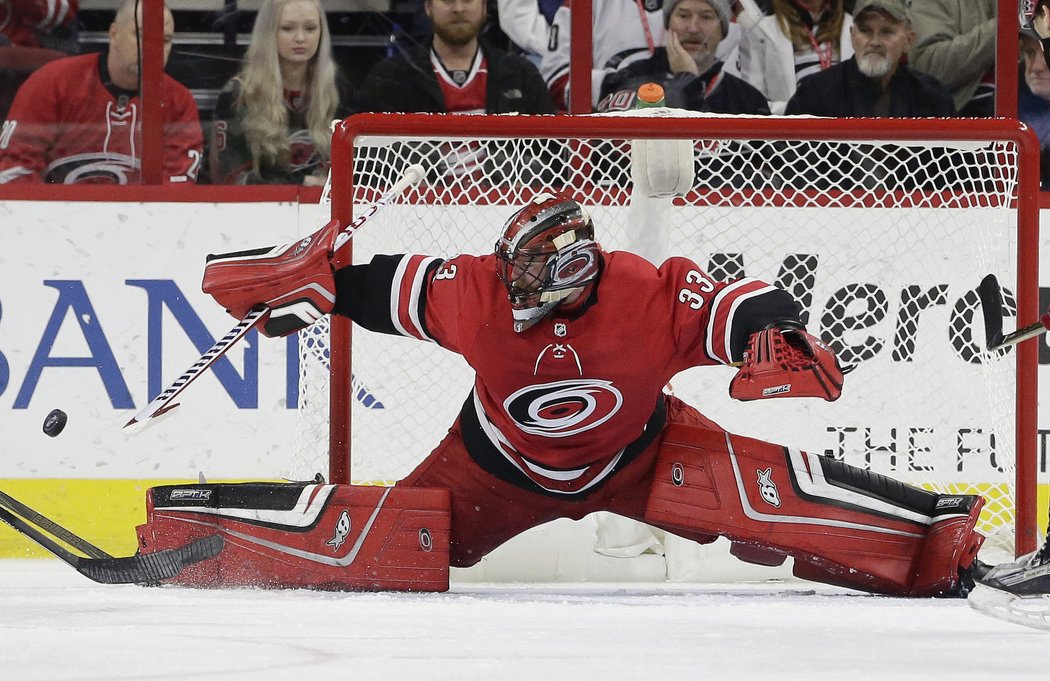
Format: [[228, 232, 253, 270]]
[[334, 249, 799, 496]]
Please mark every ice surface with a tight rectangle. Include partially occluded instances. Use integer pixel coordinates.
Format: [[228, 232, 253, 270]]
[[0, 560, 1043, 681]]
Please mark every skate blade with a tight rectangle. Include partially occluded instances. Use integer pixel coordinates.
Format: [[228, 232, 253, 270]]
[[969, 583, 1050, 632]]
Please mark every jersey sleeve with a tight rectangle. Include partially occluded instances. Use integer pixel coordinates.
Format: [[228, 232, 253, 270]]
[[0, 66, 58, 183], [660, 256, 801, 366], [332, 253, 485, 355], [333, 253, 446, 340]]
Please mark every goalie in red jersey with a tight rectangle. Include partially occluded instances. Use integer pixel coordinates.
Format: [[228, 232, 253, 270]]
[[204, 191, 993, 597]]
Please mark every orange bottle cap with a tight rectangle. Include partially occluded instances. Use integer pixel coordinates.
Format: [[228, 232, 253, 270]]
[[637, 82, 665, 104]]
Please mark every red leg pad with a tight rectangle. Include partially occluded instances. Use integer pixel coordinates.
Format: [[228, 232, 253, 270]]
[[644, 424, 983, 596], [135, 482, 450, 591]]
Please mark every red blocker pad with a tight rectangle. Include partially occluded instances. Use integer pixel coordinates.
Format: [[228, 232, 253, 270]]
[[645, 425, 984, 596], [136, 482, 450, 591]]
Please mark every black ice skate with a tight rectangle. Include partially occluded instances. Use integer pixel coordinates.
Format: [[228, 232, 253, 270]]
[[968, 538, 1050, 631]]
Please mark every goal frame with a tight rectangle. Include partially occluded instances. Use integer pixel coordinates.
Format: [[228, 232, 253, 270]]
[[327, 113, 1041, 555]]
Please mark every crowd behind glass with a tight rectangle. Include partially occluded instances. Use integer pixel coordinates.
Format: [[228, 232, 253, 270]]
[[0, 0, 1041, 186]]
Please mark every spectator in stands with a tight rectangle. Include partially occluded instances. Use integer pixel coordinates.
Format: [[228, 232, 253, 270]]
[[0, 0, 203, 184], [496, 0, 560, 59], [210, 0, 357, 185], [0, 0, 78, 53], [535, 0, 751, 112], [597, 0, 770, 114], [1020, 26, 1050, 188], [908, 0, 996, 117], [737, 0, 854, 114], [359, 0, 553, 114], [784, 0, 955, 117]]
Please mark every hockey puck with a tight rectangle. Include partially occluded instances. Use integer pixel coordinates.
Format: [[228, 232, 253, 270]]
[[42, 409, 67, 437]]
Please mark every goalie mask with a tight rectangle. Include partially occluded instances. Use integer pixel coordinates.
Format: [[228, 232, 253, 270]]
[[495, 193, 601, 333]]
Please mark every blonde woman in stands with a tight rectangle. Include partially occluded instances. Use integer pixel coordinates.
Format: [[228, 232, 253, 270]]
[[210, 0, 357, 185], [737, 0, 853, 114]]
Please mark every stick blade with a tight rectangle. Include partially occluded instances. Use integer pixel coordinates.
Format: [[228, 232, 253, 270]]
[[122, 402, 181, 435], [978, 273, 1006, 350], [76, 534, 224, 585]]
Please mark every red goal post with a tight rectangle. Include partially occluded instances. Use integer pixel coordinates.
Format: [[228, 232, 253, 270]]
[[310, 113, 1040, 560]]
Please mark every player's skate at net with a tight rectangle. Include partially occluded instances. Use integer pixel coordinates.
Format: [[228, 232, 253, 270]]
[[203, 191, 1036, 598]]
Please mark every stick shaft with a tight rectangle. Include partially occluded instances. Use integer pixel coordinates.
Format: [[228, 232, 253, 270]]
[[123, 307, 266, 430], [0, 501, 223, 584], [123, 165, 423, 433], [0, 489, 111, 559]]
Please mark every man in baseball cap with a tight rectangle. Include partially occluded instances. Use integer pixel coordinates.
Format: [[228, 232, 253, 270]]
[[853, 0, 909, 22], [785, 0, 955, 116]]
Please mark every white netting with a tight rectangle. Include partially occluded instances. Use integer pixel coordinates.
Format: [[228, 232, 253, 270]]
[[292, 113, 1031, 561]]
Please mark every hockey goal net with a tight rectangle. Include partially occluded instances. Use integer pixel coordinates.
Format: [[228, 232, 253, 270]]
[[291, 112, 1040, 564]]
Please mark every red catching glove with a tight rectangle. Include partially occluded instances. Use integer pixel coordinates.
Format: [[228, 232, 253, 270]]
[[729, 322, 845, 402], [201, 219, 340, 338]]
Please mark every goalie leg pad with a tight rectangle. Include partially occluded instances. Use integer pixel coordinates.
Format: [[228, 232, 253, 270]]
[[136, 481, 451, 591], [201, 219, 341, 337], [644, 424, 984, 596]]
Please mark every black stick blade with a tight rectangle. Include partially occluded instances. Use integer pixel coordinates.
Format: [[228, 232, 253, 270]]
[[978, 274, 1006, 350], [75, 534, 224, 585]]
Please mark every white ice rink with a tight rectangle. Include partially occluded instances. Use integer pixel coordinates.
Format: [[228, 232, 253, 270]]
[[0, 559, 1043, 681]]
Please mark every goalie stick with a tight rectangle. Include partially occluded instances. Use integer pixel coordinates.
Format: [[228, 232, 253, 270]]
[[123, 163, 426, 433], [0, 493, 223, 584], [978, 273, 1050, 351]]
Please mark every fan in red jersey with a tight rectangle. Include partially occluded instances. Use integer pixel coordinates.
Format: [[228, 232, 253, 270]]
[[0, 0, 202, 184], [204, 191, 1003, 598]]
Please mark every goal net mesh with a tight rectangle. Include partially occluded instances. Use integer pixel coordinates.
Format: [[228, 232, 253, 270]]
[[292, 113, 1029, 563]]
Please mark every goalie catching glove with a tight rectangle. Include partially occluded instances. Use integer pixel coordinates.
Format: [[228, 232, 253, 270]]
[[729, 320, 846, 402], [201, 219, 340, 337]]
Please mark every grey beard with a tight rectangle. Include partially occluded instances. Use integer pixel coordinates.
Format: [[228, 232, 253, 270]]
[[857, 53, 894, 79], [692, 50, 717, 75]]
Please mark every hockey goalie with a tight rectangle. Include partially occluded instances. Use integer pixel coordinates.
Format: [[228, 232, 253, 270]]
[[189, 190, 1049, 614]]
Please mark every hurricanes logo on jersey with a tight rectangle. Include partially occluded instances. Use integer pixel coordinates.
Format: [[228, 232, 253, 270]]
[[504, 379, 623, 438]]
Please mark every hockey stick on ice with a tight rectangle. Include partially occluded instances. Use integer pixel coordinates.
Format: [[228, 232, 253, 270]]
[[0, 495, 223, 584], [0, 489, 111, 559], [978, 273, 1050, 351], [123, 164, 426, 433]]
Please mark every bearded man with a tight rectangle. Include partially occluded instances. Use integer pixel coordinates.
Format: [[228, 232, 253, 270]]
[[359, 0, 554, 114], [784, 0, 955, 117]]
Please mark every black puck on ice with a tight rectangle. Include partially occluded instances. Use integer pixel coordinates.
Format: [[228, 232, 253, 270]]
[[42, 409, 67, 437]]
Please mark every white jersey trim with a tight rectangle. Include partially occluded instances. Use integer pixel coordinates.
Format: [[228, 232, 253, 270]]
[[389, 255, 439, 342]]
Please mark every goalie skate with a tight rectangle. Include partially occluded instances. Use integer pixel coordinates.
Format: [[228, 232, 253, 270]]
[[968, 541, 1050, 631]]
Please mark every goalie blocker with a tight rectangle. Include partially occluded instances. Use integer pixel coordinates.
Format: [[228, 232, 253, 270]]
[[136, 482, 450, 591]]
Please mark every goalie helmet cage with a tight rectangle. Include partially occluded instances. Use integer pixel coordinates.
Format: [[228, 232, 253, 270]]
[[299, 113, 1039, 562]]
